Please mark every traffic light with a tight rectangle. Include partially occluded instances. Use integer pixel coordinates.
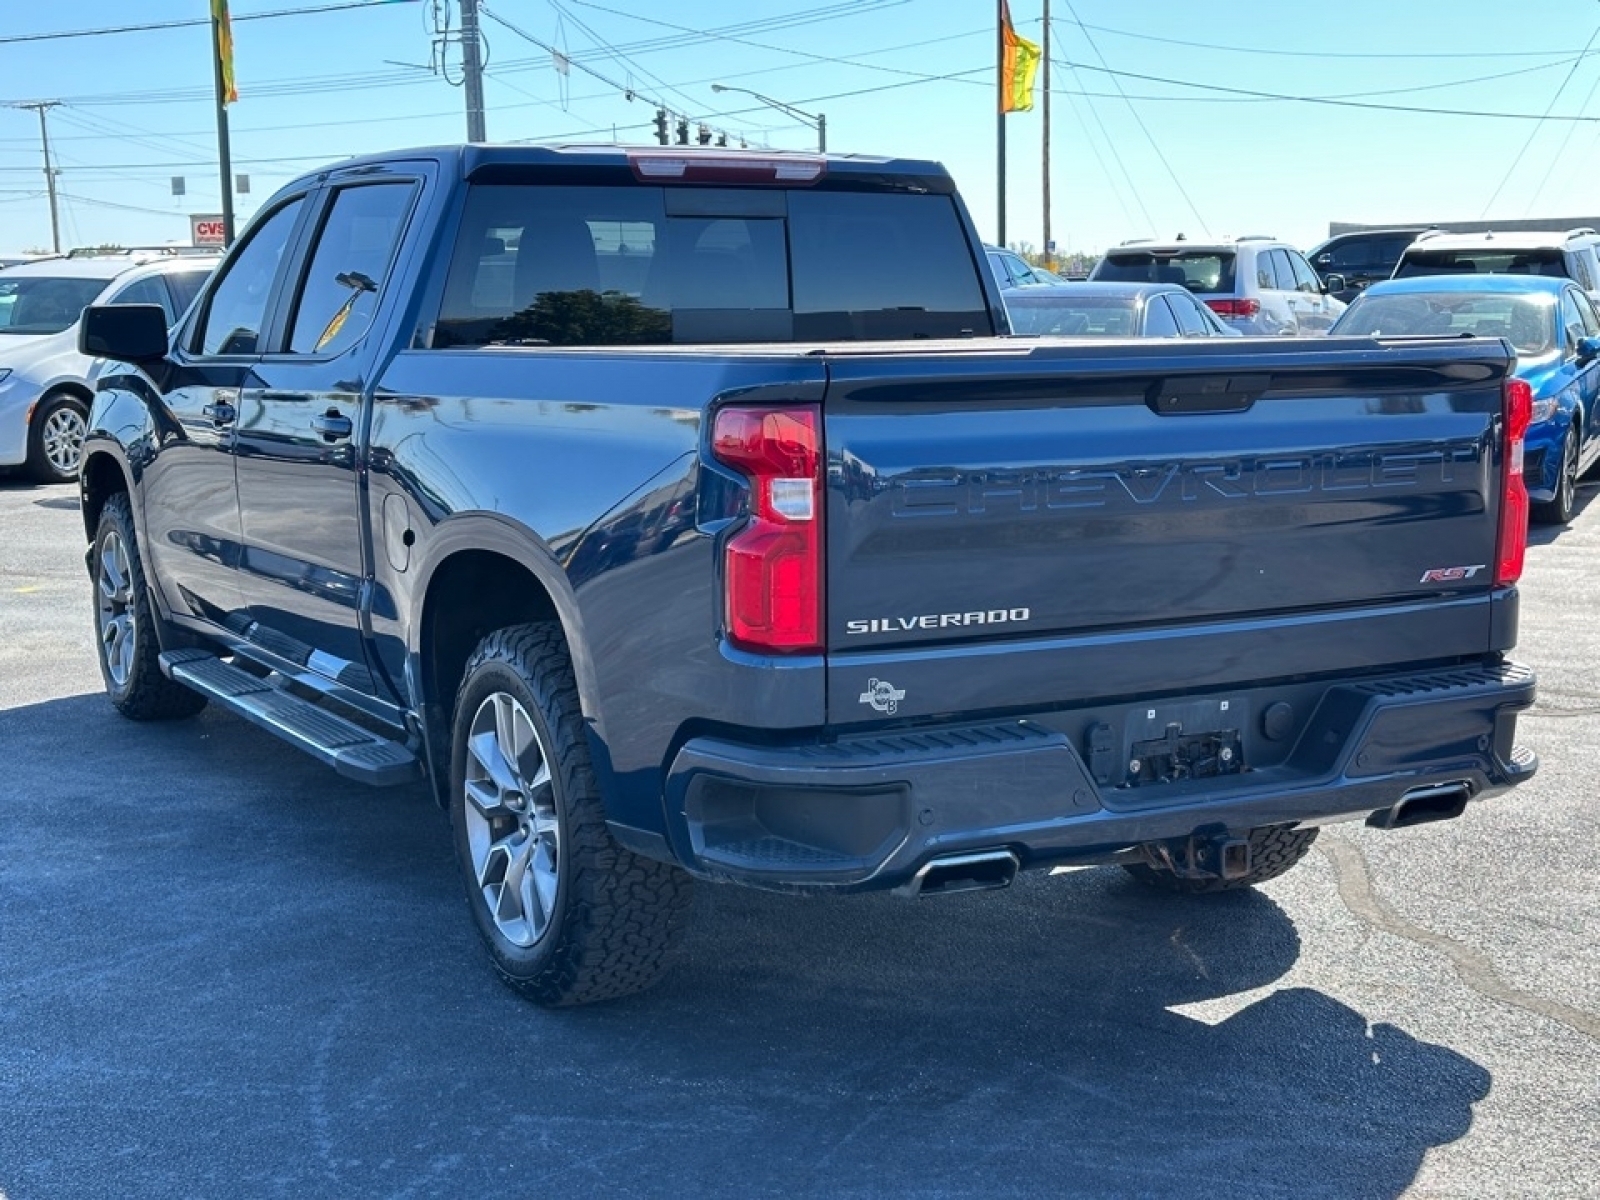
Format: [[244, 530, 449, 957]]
[[653, 108, 669, 145], [675, 118, 689, 145], [697, 124, 712, 145]]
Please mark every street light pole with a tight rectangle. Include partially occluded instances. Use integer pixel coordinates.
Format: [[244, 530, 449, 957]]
[[710, 84, 825, 152]]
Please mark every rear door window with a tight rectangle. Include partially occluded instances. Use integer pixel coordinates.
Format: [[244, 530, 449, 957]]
[[107, 275, 175, 322], [1141, 297, 1180, 337], [164, 270, 210, 319], [287, 182, 417, 355], [1265, 250, 1296, 291], [432, 184, 992, 346], [1569, 247, 1597, 292], [1288, 252, 1322, 294], [1166, 291, 1209, 336]]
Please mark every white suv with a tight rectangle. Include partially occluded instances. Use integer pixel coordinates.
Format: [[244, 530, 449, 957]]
[[1090, 237, 1345, 336], [1392, 228, 1600, 305], [0, 251, 218, 482]]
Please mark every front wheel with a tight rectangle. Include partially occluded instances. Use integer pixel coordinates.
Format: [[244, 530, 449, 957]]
[[93, 493, 208, 720], [26, 392, 88, 483], [450, 623, 692, 1007], [1123, 825, 1319, 894], [1532, 426, 1578, 526]]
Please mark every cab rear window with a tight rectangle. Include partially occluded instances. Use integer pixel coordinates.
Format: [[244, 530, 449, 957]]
[[1095, 251, 1236, 295], [431, 184, 993, 347]]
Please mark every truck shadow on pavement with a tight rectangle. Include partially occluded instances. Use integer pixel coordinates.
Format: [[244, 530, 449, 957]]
[[0, 694, 1490, 1200]]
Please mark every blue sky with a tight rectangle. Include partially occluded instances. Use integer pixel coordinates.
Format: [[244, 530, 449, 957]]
[[6, 0, 1600, 256]]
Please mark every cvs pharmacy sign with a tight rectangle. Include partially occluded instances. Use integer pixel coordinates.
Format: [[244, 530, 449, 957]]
[[190, 214, 227, 247]]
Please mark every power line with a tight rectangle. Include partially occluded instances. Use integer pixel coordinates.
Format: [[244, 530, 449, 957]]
[[541, 0, 710, 122], [1060, 20, 1583, 61], [1050, 58, 1600, 121], [1479, 21, 1600, 216], [1058, 1, 1207, 237], [0, 1, 421, 47]]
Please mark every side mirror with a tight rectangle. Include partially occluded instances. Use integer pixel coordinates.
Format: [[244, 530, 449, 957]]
[[79, 304, 168, 362], [1577, 334, 1600, 365], [1324, 273, 1347, 294], [1313, 253, 1332, 268]]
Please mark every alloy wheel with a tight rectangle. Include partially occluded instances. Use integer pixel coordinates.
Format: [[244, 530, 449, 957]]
[[462, 691, 561, 948], [42, 405, 87, 477], [96, 530, 136, 689], [1559, 431, 1577, 518]]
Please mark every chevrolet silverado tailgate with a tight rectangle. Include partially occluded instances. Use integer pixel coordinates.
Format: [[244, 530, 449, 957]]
[[821, 336, 1514, 720]]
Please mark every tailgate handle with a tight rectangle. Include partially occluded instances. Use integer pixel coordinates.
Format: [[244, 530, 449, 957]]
[[1147, 373, 1270, 415]]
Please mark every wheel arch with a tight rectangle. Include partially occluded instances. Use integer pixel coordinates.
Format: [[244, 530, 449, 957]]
[[34, 379, 94, 413], [412, 519, 601, 796], [78, 446, 134, 547]]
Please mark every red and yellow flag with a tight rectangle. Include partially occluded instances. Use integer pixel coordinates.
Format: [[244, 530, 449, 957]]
[[1000, 1, 1041, 114], [213, 0, 238, 106]]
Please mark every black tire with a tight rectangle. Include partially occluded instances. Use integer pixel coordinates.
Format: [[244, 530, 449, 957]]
[[449, 623, 692, 1007], [1532, 425, 1578, 526], [1123, 825, 1319, 894], [25, 391, 89, 484], [92, 493, 208, 720]]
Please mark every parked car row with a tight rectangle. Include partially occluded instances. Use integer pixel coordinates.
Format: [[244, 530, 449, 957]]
[[990, 227, 1600, 527], [989, 237, 1347, 338], [0, 250, 220, 482]]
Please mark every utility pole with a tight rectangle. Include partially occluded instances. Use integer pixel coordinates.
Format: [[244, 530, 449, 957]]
[[13, 102, 61, 254], [1042, 0, 1051, 270], [996, 0, 1006, 248], [209, 13, 236, 245], [461, 0, 487, 141]]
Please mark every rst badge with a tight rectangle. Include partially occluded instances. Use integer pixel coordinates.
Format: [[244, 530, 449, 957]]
[[1420, 565, 1486, 583]]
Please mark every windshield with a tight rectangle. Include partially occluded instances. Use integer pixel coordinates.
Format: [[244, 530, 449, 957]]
[[1334, 292, 1556, 356], [1093, 250, 1236, 295], [0, 276, 106, 335]]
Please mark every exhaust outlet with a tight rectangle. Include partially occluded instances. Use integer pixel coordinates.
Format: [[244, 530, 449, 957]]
[[1369, 782, 1471, 830], [899, 850, 1019, 898]]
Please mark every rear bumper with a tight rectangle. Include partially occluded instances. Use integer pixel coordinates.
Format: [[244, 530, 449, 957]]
[[657, 661, 1537, 891]]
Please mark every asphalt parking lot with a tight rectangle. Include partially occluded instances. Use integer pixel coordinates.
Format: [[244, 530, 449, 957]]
[[1, 476, 1597, 1200]]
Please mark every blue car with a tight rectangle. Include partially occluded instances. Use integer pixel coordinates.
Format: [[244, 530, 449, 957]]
[[1331, 274, 1600, 524]]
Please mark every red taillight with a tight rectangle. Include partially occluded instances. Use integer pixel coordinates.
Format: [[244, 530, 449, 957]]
[[712, 405, 824, 653], [1203, 297, 1261, 318], [1496, 378, 1532, 586]]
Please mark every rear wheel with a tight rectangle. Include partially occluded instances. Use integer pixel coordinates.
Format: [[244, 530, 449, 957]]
[[25, 392, 88, 483], [450, 623, 692, 1007], [1123, 825, 1319, 894], [1532, 426, 1578, 526]]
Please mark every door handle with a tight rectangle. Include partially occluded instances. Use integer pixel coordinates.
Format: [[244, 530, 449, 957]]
[[312, 409, 354, 442], [201, 401, 236, 426]]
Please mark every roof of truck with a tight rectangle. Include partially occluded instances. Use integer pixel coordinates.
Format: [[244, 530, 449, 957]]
[[299, 143, 957, 191]]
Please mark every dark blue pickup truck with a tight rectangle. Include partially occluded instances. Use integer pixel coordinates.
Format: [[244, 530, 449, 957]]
[[77, 145, 1538, 1006]]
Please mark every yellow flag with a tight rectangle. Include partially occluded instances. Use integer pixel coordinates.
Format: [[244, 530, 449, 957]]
[[213, 0, 239, 106], [1000, 1, 1040, 114]]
